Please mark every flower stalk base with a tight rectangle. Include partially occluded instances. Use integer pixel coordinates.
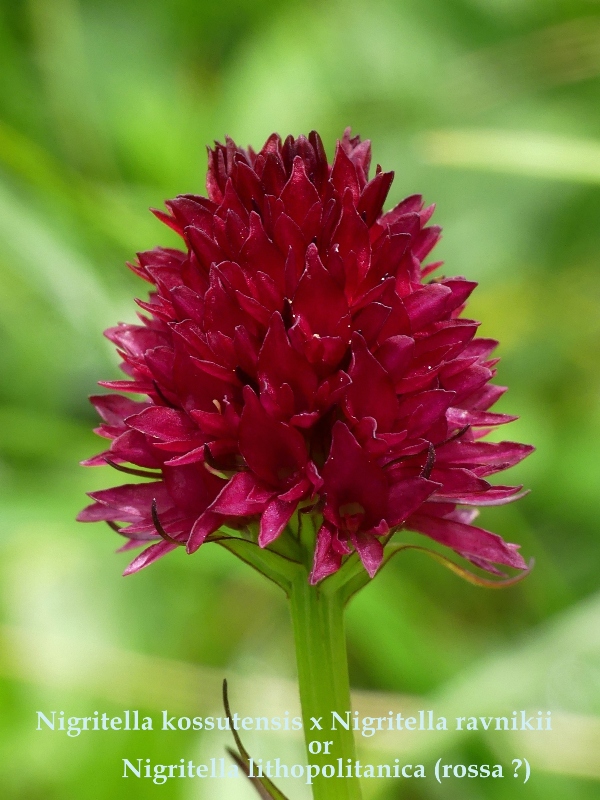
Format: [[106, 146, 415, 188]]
[[289, 573, 362, 800]]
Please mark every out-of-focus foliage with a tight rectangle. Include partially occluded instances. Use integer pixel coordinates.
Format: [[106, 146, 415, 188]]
[[0, 0, 599, 798]]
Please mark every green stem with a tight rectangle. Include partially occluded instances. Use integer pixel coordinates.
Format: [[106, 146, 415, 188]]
[[288, 572, 362, 800]]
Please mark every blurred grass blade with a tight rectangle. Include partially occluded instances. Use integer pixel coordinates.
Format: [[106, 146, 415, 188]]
[[222, 680, 290, 800], [226, 749, 277, 800], [26, 0, 116, 176], [0, 180, 114, 330], [419, 128, 600, 184], [0, 119, 162, 251]]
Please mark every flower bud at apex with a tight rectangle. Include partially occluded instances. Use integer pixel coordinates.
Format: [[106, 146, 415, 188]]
[[78, 129, 533, 584]]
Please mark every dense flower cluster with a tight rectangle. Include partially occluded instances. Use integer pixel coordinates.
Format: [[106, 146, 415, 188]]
[[79, 129, 533, 583]]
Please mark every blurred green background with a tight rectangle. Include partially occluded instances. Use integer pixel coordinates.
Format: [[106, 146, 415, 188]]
[[0, 0, 599, 798]]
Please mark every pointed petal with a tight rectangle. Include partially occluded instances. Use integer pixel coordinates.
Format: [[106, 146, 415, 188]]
[[239, 388, 308, 487], [406, 512, 527, 570], [259, 498, 297, 547], [310, 524, 343, 584], [386, 477, 440, 526], [350, 531, 384, 578], [123, 541, 179, 575], [344, 333, 398, 430]]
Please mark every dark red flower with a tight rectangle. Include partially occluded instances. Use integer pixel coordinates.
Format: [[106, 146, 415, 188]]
[[78, 129, 533, 583]]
